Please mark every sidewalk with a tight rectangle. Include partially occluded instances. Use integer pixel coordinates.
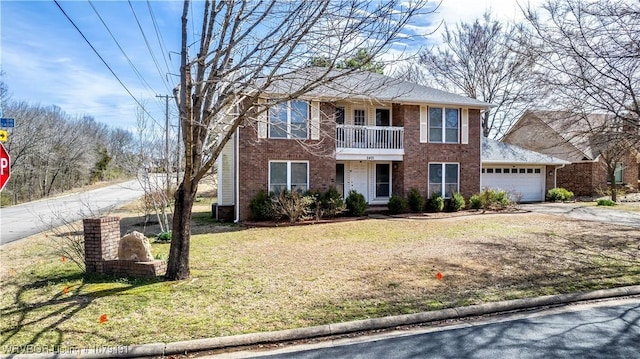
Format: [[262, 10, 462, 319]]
[[4, 285, 640, 359]]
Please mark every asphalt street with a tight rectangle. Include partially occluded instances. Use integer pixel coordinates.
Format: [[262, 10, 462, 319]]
[[0, 179, 146, 245], [218, 298, 640, 359]]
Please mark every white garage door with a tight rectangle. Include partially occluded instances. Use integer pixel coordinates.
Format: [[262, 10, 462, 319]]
[[481, 166, 545, 202]]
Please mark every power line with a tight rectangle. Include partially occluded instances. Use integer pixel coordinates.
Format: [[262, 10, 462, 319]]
[[88, 0, 157, 97], [128, 0, 173, 94], [146, 0, 174, 78], [53, 0, 163, 127]]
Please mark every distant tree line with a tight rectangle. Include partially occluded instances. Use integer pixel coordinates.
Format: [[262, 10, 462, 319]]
[[0, 82, 140, 205]]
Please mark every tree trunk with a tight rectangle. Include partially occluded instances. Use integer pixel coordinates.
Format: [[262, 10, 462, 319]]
[[165, 181, 197, 280], [609, 172, 618, 202]]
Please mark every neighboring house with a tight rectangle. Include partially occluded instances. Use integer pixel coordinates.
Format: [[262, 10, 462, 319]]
[[481, 137, 570, 202], [503, 110, 640, 197], [215, 68, 492, 221]]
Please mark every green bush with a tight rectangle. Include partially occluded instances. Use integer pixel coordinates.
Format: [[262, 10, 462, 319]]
[[448, 192, 466, 212], [155, 231, 172, 242], [407, 188, 425, 213], [597, 199, 616, 206], [471, 189, 512, 211], [320, 187, 346, 218], [546, 188, 574, 202], [249, 190, 273, 220], [387, 195, 408, 214], [426, 194, 444, 212], [469, 194, 482, 209], [345, 190, 368, 216], [271, 190, 314, 223]]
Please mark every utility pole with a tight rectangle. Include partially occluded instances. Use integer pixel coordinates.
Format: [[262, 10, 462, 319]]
[[156, 94, 174, 194]]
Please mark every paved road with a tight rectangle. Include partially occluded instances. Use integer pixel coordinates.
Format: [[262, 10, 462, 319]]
[[521, 202, 640, 228], [219, 298, 640, 359], [0, 179, 146, 245]]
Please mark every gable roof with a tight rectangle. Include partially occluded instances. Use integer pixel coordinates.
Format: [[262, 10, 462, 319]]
[[258, 67, 492, 109], [507, 110, 626, 161], [481, 137, 569, 165]]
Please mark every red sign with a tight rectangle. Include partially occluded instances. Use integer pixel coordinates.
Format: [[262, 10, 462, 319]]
[[0, 142, 10, 191]]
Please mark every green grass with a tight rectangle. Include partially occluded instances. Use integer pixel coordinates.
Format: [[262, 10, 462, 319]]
[[2, 212, 640, 351]]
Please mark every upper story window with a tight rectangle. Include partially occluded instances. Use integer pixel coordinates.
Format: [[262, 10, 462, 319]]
[[335, 107, 345, 125], [429, 107, 459, 143], [376, 109, 390, 126], [354, 109, 366, 126], [269, 100, 309, 139]]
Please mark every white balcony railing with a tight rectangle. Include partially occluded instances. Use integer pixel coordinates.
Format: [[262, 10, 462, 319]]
[[336, 125, 404, 150]]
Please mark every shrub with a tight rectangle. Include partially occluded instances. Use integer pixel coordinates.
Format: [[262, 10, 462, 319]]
[[426, 194, 444, 212], [249, 190, 273, 220], [345, 190, 368, 216], [471, 189, 512, 211], [320, 187, 346, 218], [597, 199, 616, 206], [407, 188, 425, 213], [448, 192, 466, 212], [387, 195, 407, 214], [546, 188, 574, 202], [155, 231, 172, 242], [271, 190, 314, 223], [469, 194, 482, 209]]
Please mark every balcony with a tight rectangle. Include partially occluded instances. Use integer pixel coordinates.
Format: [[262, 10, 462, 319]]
[[336, 125, 404, 161]]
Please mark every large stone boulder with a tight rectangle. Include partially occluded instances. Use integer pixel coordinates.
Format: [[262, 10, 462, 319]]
[[118, 231, 154, 262]]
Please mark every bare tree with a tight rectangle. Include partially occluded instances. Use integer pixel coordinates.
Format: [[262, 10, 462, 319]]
[[167, 0, 430, 280], [524, 0, 640, 200], [417, 12, 539, 138]]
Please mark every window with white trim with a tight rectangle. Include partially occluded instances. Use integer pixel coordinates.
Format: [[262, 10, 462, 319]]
[[613, 163, 623, 184], [268, 100, 309, 139], [269, 161, 309, 194], [429, 163, 459, 198], [429, 107, 459, 143]]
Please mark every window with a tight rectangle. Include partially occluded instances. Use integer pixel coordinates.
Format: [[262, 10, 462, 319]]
[[375, 109, 390, 127], [269, 161, 308, 194], [354, 109, 366, 126], [613, 163, 624, 184], [429, 163, 459, 198], [429, 107, 459, 143], [375, 163, 390, 198], [268, 100, 309, 139], [335, 107, 345, 125], [336, 163, 345, 198]]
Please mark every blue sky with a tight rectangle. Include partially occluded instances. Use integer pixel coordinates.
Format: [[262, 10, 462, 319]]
[[1, 0, 540, 132]]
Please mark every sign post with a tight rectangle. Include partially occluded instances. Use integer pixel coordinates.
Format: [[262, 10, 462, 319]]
[[0, 142, 10, 191]]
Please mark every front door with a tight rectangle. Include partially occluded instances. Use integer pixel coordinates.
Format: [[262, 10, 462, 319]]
[[349, 161, 369, 201]]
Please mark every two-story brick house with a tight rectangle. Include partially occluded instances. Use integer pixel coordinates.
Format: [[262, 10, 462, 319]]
[[215, 69, 492, 222]]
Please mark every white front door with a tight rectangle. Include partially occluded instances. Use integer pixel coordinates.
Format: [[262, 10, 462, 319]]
[[349, 161, 369, 201]]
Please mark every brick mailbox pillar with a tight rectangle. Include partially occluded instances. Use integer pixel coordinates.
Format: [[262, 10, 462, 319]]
[[83, 217, 120, 274]]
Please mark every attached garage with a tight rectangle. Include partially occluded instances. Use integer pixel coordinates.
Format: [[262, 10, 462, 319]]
[[481, 138, 570, 202], [481, 166, 545, 201]]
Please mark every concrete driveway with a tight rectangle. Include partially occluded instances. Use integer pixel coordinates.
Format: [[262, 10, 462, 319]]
[[520, 202, 640, 228]]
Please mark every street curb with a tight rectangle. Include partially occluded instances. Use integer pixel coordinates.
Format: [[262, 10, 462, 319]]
[[3, 285, 640, 358]]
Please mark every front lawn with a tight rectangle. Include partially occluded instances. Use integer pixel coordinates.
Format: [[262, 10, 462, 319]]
[[2, 211, 640, 350]]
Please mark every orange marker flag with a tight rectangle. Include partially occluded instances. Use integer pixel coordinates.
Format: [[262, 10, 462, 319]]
[[99, 314, 108, 324], [436, 272, 443, 280]]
